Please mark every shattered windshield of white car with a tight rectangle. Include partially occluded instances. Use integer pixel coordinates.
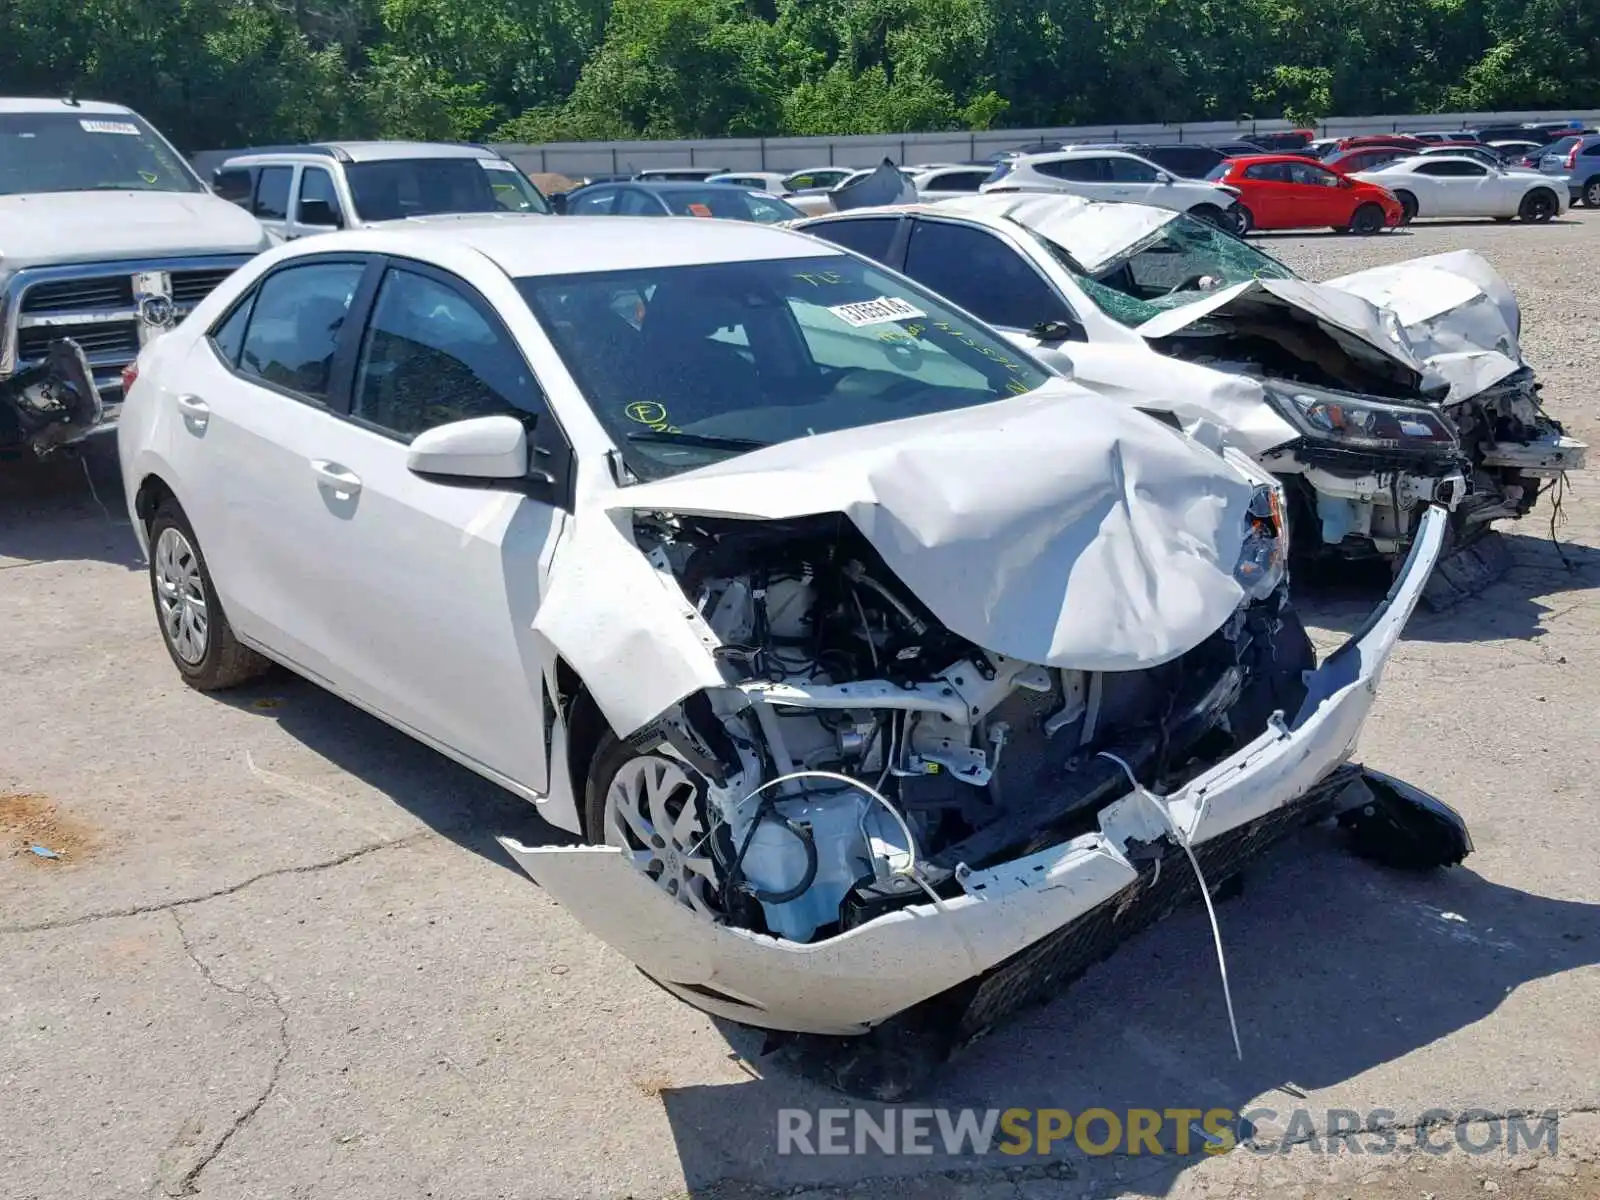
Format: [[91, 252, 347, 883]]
[[519, 255, 1052, 479], [1036, 215, 1297, 327]]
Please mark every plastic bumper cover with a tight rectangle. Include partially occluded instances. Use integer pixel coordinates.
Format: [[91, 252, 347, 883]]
[[501, 506, 1447, 1036]]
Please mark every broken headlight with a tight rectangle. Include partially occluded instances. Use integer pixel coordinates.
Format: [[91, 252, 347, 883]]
[[1266, 383, 1458, 452], [1234, 482, 1288, 599]]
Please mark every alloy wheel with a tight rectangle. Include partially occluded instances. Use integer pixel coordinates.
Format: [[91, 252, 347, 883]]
[[604, 754, 721, 915], [153, 526, 209, 665]]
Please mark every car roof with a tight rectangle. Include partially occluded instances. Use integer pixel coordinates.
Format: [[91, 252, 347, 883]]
[[1219, 153, 1322, 165], [223, 141, 500, 165], [301, 216, 837, 277], [0, 97, 142, 115], [579, 179, 777, 194]]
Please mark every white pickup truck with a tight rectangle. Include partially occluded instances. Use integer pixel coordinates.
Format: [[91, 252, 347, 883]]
[[1, 97, 271, 457]]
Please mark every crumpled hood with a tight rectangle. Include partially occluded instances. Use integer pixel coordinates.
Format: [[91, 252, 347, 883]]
[[0, 191, 269, 269], [612, 382, 1255, 672], [1136, 252, 1525, 404]]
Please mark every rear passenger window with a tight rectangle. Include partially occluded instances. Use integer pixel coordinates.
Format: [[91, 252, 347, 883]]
[[352, 268, 538, 439], [210, 294, 255, 367], [1038, 158, 1106, 181], [806, 217, 900, 265], [237, 262, 364, 400], [252, 166, 292, 220]]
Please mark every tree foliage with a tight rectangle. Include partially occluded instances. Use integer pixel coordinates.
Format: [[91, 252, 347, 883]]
[[0, 0, 1593, 150]]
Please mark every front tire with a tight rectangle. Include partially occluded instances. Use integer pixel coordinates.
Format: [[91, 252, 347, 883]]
[[147, 501, 270, 690], [1394, 190, 1418, 224], [1519, 188, 1558, 223], [584, 730, 722, 916]]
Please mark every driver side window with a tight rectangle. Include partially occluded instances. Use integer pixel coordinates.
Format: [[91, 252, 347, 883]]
[[351, 267, 541, 440], [902, 220, 1075, 332]]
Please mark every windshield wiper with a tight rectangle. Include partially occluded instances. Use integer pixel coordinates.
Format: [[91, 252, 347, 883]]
[[626, 430, 772, 452]]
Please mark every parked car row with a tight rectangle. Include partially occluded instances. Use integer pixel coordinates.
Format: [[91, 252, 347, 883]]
[[9, 92, 1580, 1098]]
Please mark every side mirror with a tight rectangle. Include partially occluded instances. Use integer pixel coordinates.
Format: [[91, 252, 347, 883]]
[[1155, 171, 1173, 184], [549, 192, 569, 215], [407, 415, 529, 483], [299, 199, 345, 228]]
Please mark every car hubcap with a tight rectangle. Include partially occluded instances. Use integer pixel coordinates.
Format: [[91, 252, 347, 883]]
[[154, 526, 209, 665], [1586, 183, 1599, 206], [605, 755, 720, 915]]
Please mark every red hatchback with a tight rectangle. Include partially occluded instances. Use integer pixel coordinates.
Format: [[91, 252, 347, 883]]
[[1206, 154, 1404, 233]]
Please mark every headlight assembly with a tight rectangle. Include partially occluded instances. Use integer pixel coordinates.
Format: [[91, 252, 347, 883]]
[[1266, 383, 1458, 452], [1234, 482, 1288, 600]]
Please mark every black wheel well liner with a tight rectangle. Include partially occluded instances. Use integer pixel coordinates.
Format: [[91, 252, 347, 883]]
[[133, 473, 179, 528], [555, 659, 607, 841]]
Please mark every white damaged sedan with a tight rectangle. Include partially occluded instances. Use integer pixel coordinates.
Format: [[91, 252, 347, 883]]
[[117, 218, 1469, 1096]]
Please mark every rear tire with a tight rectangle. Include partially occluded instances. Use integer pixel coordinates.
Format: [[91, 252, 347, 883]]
[[1232, 204, 1254, 234], [1394, 190, 1418, 224], [1583, 178, 1600, 207], [1518, 188, 1558, 223], [147, 501, 270, 691], [1347, 203, 1385, 235]]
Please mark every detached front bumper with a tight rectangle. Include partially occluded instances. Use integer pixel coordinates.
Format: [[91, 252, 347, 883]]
[[503, 507, 1446, 1037]]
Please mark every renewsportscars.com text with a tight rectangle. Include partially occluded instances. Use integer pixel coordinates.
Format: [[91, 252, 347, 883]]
[[776, 1107, 1561, 1158]]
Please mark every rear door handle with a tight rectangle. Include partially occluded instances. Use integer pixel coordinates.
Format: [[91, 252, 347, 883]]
[[175, 393, 209, 431], [310, 459, 362, 496]]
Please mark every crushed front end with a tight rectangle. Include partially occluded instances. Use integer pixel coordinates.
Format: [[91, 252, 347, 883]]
[[0, 338, 101, 458], [504, 486, 1458, 1095]]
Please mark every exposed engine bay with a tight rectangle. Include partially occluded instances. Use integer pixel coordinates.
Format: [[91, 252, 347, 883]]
[[620, 510, 1311, 946], [1161, 324, 1574, 564]]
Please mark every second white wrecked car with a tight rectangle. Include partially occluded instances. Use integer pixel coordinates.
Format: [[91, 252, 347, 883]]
[[796, 195, 1585, 594], [117, 217, 1468, 1096]]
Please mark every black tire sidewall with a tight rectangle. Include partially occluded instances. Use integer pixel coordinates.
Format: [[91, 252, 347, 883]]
[[1351, 203, 1383, 234], [1583, 179, 1600, 207], [1521, 190, 1556, 222], [146, 502, 237, 686], [1396, 191, 1417, 223]]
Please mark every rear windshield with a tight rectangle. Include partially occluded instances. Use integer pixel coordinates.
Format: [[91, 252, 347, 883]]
[[0, 111, 202, 196], [1544, 137, 1580, 157], [657, 188, 800, 222], [345, 157, 550, 221], [518, 253, 1051, 480]]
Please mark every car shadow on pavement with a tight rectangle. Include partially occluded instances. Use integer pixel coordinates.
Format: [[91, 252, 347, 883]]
[[656, 826, 1600, 1197], [215, 673, 576, 871], [0, 443, 142, 570], [1295, 530, 1600, 643]]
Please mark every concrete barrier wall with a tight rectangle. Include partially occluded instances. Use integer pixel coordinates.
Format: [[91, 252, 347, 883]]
[[189, 109, 1600, 182], [491, 110, 1600, 178]]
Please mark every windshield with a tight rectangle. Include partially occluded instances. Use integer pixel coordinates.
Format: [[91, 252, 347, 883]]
[[1036, 213, 1296, 327], [657, 188, 800, 222], [518, 254, 1052, 480], [0, 111, 202, 196], [345, 157, 550, 221]]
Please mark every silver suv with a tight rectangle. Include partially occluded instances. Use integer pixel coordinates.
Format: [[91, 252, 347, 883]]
[[212, 142, 552, 241], [1539, 134, 1600, 207]]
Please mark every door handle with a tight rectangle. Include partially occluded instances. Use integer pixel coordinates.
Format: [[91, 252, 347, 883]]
[[310, 459, 362, 496], [175, 393, 209, 431]]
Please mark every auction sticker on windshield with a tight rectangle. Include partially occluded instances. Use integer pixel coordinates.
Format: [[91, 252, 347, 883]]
[[829, 297, 928, 328], [80, 120, 141, 135]]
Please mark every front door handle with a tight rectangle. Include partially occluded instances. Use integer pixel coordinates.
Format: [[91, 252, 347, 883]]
[[175, 393, 209, 431], [309, 459, 362, 496]]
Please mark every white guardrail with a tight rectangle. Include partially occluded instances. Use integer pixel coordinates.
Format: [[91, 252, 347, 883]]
[[188, 108, 1600, 182]]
